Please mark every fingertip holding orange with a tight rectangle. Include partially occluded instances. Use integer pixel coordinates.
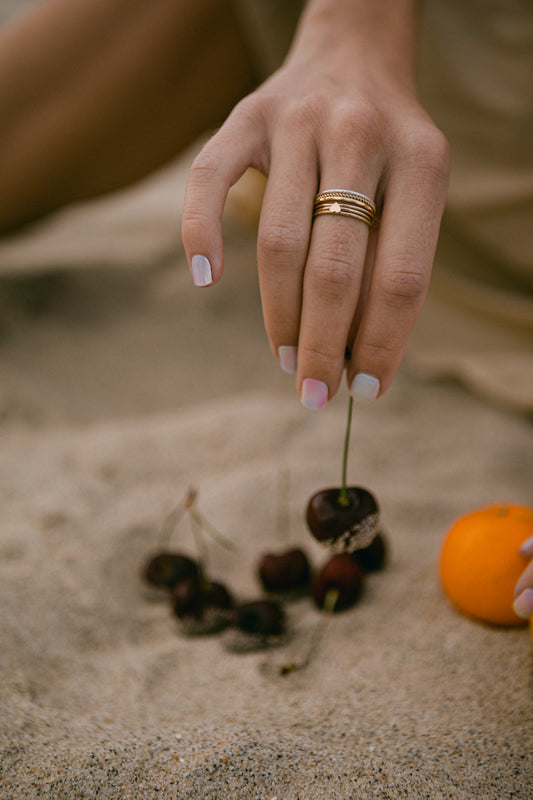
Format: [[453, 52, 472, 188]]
[[439, 503, 533, 627]]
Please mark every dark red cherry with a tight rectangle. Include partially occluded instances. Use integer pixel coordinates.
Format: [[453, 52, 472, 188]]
[[351, 530, 388, 572], [143, 551, 199, 589], [172, 578, 203, 619], [306, 486, 379, 553], [258, 547, 311, 592], [312, 554, 364, 611], [173, 579, 234, 633], [202, 581, 234, 613], [232, 600, 286, 637]]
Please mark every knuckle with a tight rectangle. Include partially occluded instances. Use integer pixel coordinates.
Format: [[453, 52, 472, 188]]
[[181, 205, 209, 240], [182, 154, 221, 239], [379, 261, 429, 308], [258, 219, 307, 263], [309, 253, 357, 302], [401, 123, 450, 184], [280, 92, 330, 132], [188, 152, 221, 185], [327, 99, 384, 155], [299, 342, 337, 366], [357, 338, 400, 366]]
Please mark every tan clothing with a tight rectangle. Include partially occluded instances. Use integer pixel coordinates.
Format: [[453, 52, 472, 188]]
[[231, 0, 533, 412]]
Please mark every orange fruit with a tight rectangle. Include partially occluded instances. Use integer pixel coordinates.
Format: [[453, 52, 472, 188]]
[[439, 503, 533, 626]]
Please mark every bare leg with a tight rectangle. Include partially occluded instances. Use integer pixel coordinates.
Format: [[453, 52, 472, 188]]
[[0, 0, 257, 232]]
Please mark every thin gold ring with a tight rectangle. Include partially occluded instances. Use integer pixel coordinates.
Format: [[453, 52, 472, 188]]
[[313, 189, 377, 229]]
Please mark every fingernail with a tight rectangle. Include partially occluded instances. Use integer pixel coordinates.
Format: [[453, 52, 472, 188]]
[[301, 378, 328, 410], [278, 346, 298, 374], [519, 535, 533, 558], [191, 255, 212, 286], [350, 373, 380, 403], [512, 588, 533, 619]]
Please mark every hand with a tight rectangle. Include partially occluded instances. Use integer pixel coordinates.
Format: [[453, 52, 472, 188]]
[[514, 538, 533, 619], [181, 0, 449, 408]]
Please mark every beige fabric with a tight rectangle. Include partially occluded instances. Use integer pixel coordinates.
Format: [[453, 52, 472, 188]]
[[409, 0, 533, 413]]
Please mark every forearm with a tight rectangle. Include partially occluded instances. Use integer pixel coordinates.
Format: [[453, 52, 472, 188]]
[[0, 0, 253, 232]]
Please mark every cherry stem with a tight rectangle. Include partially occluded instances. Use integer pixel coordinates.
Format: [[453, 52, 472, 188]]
[[189, 508, 209, 578], [156, 500, 187, 550], [338, 394, 354, 507], [193, 509, 238, 552], [280, 588, 339, 676]]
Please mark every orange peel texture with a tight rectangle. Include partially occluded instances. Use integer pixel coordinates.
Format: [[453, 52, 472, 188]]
[[439, 504, 533, 627]]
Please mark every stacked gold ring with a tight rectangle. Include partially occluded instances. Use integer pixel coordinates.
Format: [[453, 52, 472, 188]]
[[313, 189, 377, 228]]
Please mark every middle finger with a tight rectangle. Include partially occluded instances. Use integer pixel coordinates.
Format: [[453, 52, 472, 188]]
[[298, 170, 379, 409]]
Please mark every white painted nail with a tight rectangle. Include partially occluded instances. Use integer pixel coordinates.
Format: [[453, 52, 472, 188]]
[[512, 588, 533, 619], [278, 346, 298, 374], [301, 378, 328, 410], [350, 373, 380, 403], [191, 255, 212, 287]]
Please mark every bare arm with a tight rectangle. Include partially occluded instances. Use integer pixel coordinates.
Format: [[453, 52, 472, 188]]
[[0, 0, 255, 232]]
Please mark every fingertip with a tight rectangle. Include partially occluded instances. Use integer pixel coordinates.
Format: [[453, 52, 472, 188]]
[[349, 372, 380, 404], [513, 588, 533, 619], [278, 345, 298, 374], [300, 378, 328, 410], [519, 535, 533, 559]]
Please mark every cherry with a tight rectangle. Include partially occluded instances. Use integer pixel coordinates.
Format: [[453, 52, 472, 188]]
[[307, 487, 379, 553], [258, 547, 311, 593], [312, 554, 364, 611], [173, 578, 234, 634], [172, 578, 203, 619], [143, 551, 199, 590], [306, 395, 381, 553], [351, 530, 388, 571], [231, 600, 286, 637]]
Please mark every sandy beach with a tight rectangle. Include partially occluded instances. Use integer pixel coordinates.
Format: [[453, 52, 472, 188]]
[[0, 136, 532, 799], [0, 2, 532, 786]]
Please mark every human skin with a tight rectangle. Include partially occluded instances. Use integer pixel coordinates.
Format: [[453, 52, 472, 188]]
[[182, 0, 450, 408], [0, 0, 256, 231]]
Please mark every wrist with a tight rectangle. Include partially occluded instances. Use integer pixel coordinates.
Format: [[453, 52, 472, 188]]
[[288, 0, 421, 95]]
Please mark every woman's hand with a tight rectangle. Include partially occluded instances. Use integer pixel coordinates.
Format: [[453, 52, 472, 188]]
[[514, 538, 533, 619], [182, 0, 449, 408]]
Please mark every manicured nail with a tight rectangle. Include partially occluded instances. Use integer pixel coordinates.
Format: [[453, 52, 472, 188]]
[[519, 535, 533, 558], [350, 373, 380, 403], [512, 588, 533, 619], [301, 378, 328, 410], [278, 346, 298, 374], [191, 255, 212, 286]]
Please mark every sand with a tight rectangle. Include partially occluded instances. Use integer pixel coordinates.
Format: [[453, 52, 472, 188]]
[[0, 140, 532, 799]]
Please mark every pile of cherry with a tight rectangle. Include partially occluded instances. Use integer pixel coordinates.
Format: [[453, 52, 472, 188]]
[[141, 480, 388, 666]]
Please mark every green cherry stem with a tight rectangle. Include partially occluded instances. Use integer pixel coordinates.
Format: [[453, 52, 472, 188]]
[[280, 588, 339, 676], [338, 394, 354, 507]]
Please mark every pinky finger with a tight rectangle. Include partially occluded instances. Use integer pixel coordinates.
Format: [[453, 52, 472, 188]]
[[513, 559, 533, 619]]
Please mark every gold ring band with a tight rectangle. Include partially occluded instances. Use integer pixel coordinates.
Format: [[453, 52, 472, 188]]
[[314, 189, 376, 213], [313, 189, 377, 228]]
